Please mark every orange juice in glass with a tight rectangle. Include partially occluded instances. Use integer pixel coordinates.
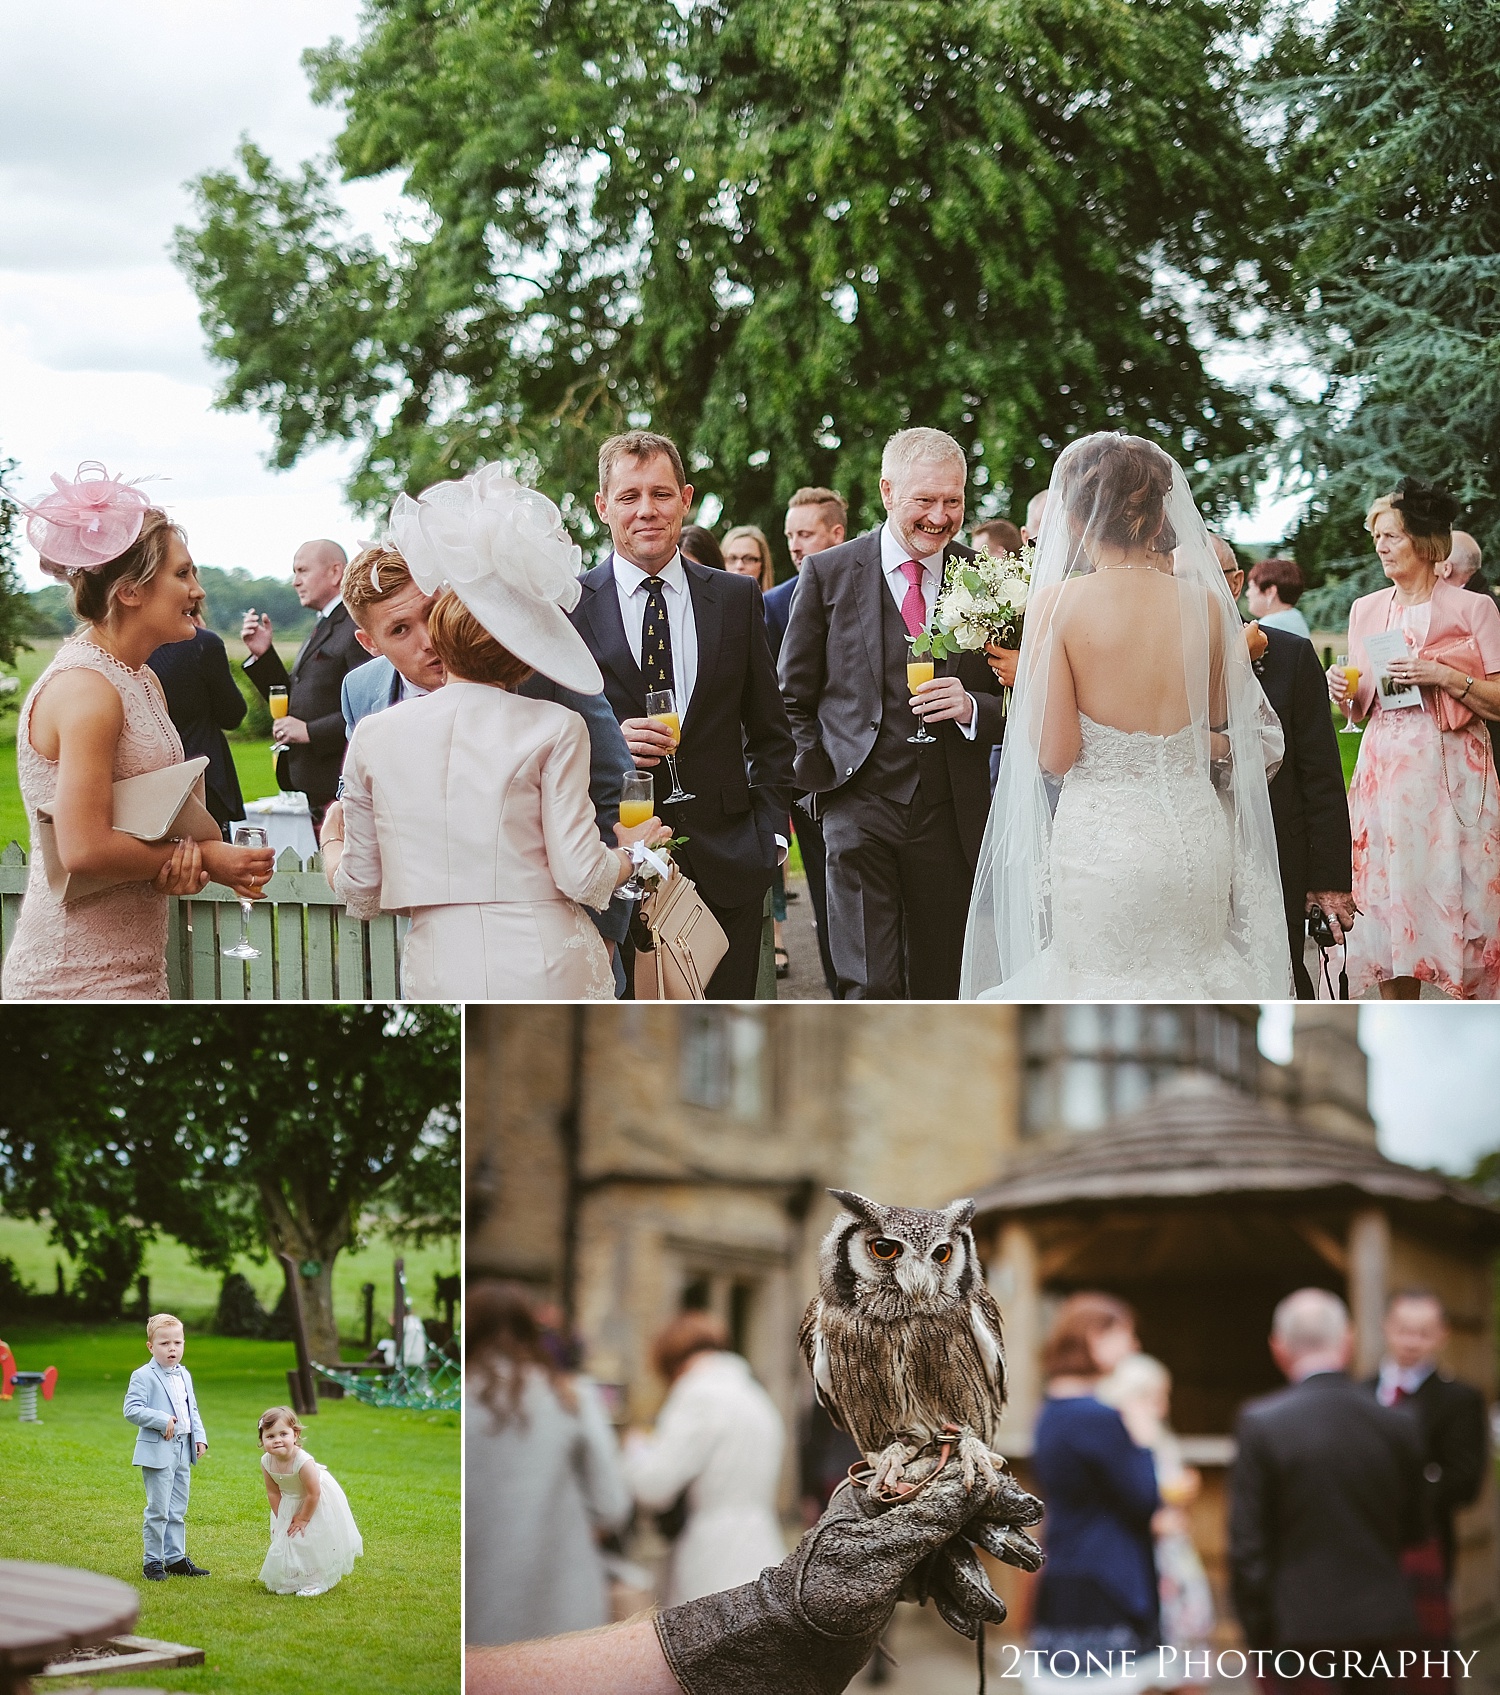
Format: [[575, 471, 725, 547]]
[[645, 689, 693, 802], [907, 654, 937, 745], [268, 686, 289, 721], [1336, 654, 1361, 734], [619, 796, 655, 829]]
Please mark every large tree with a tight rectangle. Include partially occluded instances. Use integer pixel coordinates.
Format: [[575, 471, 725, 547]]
[[1266, 0, 1500, 622], [176, 0, 1283, 551], [0, 1006, 460, 1359]]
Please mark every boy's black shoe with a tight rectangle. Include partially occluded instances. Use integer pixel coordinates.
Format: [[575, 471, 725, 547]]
[[165, 1557, 210, 1576], [143, 1561, 168, 1581]]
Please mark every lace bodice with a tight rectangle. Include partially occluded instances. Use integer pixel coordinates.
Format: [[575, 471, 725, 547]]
[[1069, 712, 1204, 783], [2, 635, 184, 1001]]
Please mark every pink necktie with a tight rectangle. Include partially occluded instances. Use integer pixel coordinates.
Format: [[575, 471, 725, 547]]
[[898, 559, 927, 638]]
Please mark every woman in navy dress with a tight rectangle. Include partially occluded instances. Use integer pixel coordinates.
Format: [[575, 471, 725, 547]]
[[1032, 1293, 1161, 1660]]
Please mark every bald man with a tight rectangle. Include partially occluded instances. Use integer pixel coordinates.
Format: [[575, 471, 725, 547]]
[[1440, 534, 1500, 761], [242, 539, 372, 824]]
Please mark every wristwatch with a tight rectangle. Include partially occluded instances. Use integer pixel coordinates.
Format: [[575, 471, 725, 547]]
[[1460, 676, 1475, 700]]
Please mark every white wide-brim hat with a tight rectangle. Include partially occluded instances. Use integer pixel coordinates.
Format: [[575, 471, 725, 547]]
[[388, 464, 603, 696]]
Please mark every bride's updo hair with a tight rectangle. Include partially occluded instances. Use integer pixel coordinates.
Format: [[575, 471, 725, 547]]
[[427, 588, 534, 689], [60, 508, 186, 626], [1059, 433, 1177, 556]]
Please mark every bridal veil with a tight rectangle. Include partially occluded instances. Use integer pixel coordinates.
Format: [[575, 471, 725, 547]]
[[960, 433, 1292, 999]]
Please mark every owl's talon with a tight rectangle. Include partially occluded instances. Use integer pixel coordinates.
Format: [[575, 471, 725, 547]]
[[957, 1430, 1000, 1492], [871, 1441, 918, 1496]]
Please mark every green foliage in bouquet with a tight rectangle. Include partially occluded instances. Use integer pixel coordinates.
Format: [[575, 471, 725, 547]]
[[910, 546, 1032, 661]]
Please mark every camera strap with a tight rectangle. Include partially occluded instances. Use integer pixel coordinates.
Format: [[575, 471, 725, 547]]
[[1319, 939, 1349, 1001]]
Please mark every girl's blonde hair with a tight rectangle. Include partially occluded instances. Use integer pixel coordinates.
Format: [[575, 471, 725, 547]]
[[146, 1312, 185, 1343], [257, 1406, 304, 1444]]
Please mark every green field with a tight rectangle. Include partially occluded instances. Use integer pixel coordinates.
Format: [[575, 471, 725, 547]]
[[0, 1324, 458, 1694], [0, 1215, 458, 1345]]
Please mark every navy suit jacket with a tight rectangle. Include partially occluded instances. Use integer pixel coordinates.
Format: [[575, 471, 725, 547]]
[[763, 576, 798, 658], [147, 627, 247, 829], [570, 555, 795, 910]]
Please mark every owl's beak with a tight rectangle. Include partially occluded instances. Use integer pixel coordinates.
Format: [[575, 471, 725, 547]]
[[895, 1259, 941, 1303]]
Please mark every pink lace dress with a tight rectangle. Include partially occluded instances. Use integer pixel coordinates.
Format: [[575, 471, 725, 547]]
[[2, 636, 185, 1000]]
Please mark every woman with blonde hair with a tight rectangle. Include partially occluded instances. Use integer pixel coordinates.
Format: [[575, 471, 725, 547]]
[[1328, 477, 1500, 999], [722, 526, 776, 595], [3, 465, 272, 999], [333, 466, 668, 998]]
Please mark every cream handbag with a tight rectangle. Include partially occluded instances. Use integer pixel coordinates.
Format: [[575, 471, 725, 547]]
[[35, 756, 220, 904], [633, 866, 729, 1000]]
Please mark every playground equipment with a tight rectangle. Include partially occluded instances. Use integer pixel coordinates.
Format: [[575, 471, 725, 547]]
[[275, 1254, 460, 1416], [0, 1340, 57, 1421]]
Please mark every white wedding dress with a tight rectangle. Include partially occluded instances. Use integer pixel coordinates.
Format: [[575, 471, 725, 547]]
[[961, 434, 1292, 1000]]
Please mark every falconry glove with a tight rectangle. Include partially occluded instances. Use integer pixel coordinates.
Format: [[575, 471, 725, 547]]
[[655, 1463, 1016, 1695]]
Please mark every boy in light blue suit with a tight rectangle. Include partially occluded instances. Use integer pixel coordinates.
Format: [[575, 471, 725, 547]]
[[124, 1313, 210, 1581]]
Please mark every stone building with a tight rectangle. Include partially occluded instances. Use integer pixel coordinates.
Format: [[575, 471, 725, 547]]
[[466, 1003, 1499, 1632]]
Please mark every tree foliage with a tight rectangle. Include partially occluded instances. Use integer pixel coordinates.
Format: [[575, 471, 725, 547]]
[[176, 0, 1283, 553], [0, 1006, 460, 1355], [0, 454, 32, 711], [1267, 0, 1500, 622]]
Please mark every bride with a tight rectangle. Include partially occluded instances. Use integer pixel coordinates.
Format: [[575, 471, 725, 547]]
[[961, 433, 1291, 999]]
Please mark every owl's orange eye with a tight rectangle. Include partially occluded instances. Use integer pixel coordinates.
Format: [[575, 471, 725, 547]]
[[932, 1244, 953, 1264], [869, 1238, 902, 1261]]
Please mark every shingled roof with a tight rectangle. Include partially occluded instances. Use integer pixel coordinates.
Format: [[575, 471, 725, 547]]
[[972, 1074, 1500, 1235]]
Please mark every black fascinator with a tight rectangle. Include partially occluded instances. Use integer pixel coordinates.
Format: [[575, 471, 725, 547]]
[[1390, 476, 1460, 537]]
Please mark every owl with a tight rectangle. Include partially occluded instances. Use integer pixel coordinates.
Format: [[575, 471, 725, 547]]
[[799, 1188, 1007, 1496]]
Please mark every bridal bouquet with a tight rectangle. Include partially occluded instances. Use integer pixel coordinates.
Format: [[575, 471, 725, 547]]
[[909, 544, 1034, 662]]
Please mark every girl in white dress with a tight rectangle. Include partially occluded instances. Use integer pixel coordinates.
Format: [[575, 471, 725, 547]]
[[257, 1406, 364, 1597]]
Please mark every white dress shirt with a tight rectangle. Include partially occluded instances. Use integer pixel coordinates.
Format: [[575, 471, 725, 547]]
[[612, 551, 697, 710], [1375, 1357, 1436, 1406], [878, 523, 978, 739], [156, 1363, 190, 1432], [316, 594, 345, 621]]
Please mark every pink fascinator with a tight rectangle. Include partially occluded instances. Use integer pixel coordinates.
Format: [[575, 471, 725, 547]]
[[24, 462, 153, 578]]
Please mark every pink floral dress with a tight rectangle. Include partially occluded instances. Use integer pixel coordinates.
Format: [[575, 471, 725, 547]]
[[2, 636, 185, 1000], [1345, 599, 1500, 999]]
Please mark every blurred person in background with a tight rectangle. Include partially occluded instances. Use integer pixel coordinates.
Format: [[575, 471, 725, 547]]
[[1246, 558, 1312, 641], [1100, 1352, 1215, 1661], [1230, 1288, 1425, 1695], [1021, 489, 1049, 545], [465, 1280, 632, 1646], [1368, 1290, 1487, 1680], [148, 609, 247, 838], [1439, 531, 1491, 600], [724, 523, 791, 974], [680, 524, 725, 572], [1030, 1294, 1160, 1667], [624, 1310, 786, 1605]]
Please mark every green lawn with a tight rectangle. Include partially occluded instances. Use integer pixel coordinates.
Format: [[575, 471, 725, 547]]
[[0, 1215, 458, 1346], [0, 1324, 458, 1694]]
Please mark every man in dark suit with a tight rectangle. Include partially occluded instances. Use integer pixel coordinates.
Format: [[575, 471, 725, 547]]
[[1368, 1289, 1488, 1650], [769, 488, 849, 997], [1214, 537, 1354, 998], [779, 428, 1007, 999], [240, 539, 372, 828], [1230, 1287, 1425, 1690], [148, 615, 248, 836], [571, 431, 795, 999], [1444, 532, 1500, 764]]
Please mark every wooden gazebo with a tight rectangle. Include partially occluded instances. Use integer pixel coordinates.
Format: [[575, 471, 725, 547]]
[[973, 1073, 1500, 1634]]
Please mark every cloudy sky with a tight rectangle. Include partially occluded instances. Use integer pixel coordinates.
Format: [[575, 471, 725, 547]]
[[1259, 1006, 1500, 1175], [0, 2, 403, 589]]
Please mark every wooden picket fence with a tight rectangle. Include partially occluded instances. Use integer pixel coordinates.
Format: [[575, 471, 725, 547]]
[[0, 842, 402, 1000], [0, 841, 775, 1000]]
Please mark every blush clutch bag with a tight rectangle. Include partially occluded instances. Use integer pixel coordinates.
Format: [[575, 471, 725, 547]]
[[35, 756, 219, 903], [1421, 639, 1486, 731]]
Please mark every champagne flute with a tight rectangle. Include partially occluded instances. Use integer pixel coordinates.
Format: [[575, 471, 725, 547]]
[[268, 686, 289, 773], [616, 772, 656, 902], [646, 688, 694, 802], [221, 824, 270, 959], [1335, 653, 1361, 734], [907, 649, 937, 745]]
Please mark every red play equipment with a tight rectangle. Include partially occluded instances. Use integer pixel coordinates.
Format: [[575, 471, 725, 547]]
[[0, 1339, 58, 1421]]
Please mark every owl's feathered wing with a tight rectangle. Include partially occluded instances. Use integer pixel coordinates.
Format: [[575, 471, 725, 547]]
[[800, 1283, 1007, 1455]]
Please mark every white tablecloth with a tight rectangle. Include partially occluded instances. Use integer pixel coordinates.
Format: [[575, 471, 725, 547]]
[[231, 794, 319, 862]]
